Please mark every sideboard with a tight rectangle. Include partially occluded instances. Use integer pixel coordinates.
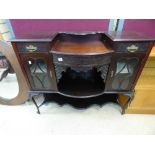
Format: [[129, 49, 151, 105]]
[[5, 31, 155, 113]]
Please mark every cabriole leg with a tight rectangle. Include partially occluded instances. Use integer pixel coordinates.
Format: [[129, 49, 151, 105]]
[[117, 91, 135, 114]]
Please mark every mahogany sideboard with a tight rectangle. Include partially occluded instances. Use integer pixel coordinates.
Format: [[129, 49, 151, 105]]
[[8, 31, 155, 114]]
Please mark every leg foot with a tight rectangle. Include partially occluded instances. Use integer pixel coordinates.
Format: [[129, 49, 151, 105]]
[[117, 91, 135, 114], [29, 93, 49, 114], [32, 96, 41, 114]]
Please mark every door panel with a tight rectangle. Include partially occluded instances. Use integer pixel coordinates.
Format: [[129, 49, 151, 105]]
[[105, 54, 144, 91], [21, 53, 57, 91], [26, 58, 51, 90]]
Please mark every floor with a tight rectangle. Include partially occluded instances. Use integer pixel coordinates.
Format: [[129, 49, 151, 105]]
[[1, 71, 155, 135]]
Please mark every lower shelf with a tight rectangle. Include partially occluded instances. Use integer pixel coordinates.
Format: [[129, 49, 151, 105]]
[[57, 67, 105, 98]]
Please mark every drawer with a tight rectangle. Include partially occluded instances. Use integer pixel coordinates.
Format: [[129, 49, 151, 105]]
[[52, 53, 112, 66], [16, 42, 51, 53], [115, 42, 150, 53]]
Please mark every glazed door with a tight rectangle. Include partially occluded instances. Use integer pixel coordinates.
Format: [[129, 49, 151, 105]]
[[21, 53, 57, 91], [105, 54, 144, 91]]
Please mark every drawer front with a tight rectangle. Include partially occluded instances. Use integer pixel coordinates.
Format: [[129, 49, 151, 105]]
[[52, 53, 112, 66], [16, 42, 51, 53], [115, 42, 150, 53]]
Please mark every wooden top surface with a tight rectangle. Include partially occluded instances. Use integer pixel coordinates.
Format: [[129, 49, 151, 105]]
[[10, 32, 58, 42], [51, 40, 112, 54], [105, 31, 155, 42], [10, 31, 102, 42], [10, 31, 155, 42]]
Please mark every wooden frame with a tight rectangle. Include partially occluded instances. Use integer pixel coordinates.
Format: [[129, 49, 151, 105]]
[[0, 41, 29, 105]]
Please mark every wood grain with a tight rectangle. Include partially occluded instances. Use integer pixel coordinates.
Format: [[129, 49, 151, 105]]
[[51, 33, 112, 55], [52, 40, 111, 54], [0, 41, 29, 105]]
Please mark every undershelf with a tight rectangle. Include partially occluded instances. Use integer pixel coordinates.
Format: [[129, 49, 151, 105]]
[[57, 68, 105, 98]]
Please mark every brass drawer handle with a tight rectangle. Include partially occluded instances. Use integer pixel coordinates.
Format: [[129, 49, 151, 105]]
[[127, 44, 139, 53], [25, 45, 37, 52]]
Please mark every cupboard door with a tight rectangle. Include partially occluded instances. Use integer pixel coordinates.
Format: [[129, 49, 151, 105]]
[[105, 54, 144, 91], [21, 53, 57, 91]]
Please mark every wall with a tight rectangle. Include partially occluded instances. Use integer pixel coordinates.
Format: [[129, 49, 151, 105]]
[[10, 19, 110, 37], [122, 19, 155, 37], [7, 19, 155, 38]]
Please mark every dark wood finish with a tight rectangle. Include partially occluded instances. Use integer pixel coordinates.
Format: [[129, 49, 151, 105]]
[[114, 42, 150, 52], [105, 53, 145, 92], [52, 53, 112, 66], [8, 31, 155, 112], [20, 53, 57, 91], [10, 31, 57, 42], [16, 42, 51, 53], [51, 33, 112, 55], [105, 31, 155, 42]]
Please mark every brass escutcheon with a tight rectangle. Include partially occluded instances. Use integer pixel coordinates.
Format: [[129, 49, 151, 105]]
[[127, 44, 139, 53], [26, 45, 37, 52]]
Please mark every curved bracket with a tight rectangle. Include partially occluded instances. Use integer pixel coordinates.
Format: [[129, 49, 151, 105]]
[[0, 41, 29, 105]]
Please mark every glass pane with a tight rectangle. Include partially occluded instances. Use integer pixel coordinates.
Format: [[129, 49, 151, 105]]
[[112, 57, 139, 90], [120, 78, 130, 90], [0, 52, 19, 99], [112, 76, 120, 89], [26, 58, 52, 89], [116, 59, 129, 74], [28, 59, 47, 74], [116, 58, 139, 75], [128, 58, 139, 74], [112, 75, 130, 90]]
